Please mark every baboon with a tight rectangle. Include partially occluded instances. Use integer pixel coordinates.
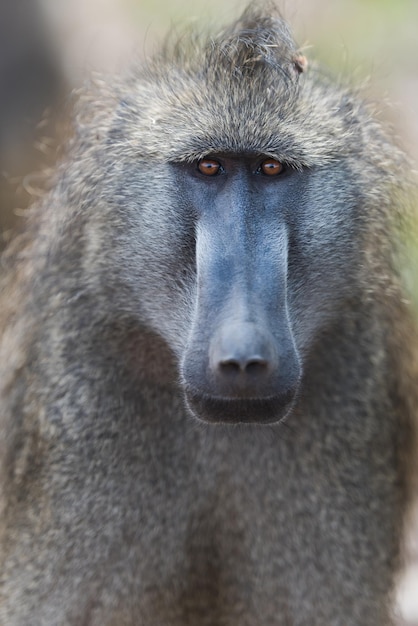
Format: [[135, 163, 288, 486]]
[[0, 3, 416, 625]]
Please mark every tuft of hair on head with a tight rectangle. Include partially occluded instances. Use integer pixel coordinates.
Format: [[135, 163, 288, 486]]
[[152, 1, 308, 85], [205, 1, 307, 81]]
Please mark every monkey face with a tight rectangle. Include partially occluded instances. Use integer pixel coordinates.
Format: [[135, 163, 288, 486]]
[[104, 149, 360, 426], [96, 118, 366, 425], [84, 13, 388, 426]]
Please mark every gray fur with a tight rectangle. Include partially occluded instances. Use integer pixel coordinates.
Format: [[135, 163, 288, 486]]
[[0, 3, 417, 625]]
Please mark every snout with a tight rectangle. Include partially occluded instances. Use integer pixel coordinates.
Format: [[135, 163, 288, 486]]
[[182, 321, 301, 424], [183, 199, 300, 424]]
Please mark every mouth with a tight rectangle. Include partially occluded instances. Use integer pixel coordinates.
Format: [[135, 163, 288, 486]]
[[184, 387, 296, 424]]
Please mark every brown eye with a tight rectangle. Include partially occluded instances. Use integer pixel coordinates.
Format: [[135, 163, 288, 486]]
[[198, 159, 222, 176], [260, 158, 284, 176]]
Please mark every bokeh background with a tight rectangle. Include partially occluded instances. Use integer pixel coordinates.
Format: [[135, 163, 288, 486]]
[[0, 0, 417, 623]]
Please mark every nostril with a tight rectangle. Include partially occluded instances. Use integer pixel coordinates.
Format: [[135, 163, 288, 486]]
[[245, 359, 268, 375], [219, 359, 241, 374], [219, 357, 269, 375]]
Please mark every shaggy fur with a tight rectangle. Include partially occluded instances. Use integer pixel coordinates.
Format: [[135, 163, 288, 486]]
[[0, 3, 416, 624]]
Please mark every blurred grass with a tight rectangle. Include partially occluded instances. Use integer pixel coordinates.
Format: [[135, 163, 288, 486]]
[[404, 204, 418, 317]]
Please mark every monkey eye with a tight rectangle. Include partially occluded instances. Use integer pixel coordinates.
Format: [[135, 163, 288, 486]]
[[197, 159, 222, 176], [258, 158, 285, 176]]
